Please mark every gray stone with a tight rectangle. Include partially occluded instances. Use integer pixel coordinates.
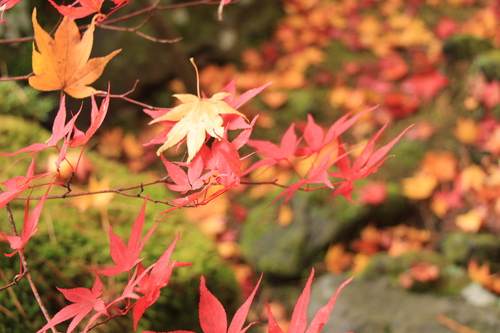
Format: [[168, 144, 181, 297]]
[[461, 282, 498, 308], [309, 274, 500, 333]]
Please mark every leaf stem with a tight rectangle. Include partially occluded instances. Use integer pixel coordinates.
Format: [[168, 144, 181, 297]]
[[190, 57, 201, 98]]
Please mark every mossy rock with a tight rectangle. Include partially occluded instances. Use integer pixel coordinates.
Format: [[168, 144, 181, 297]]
[[0, 115, 239, 332], [440, 231, 500, 270], [442, 34, 492, 63], [357, 251, 469, 295], [239, 181, 412, 280], [471, 49, 500, 82]]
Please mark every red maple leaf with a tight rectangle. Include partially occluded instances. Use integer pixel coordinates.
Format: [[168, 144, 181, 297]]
[[221, 79, 273, 111], [401, 70, 449, 101], [71, 93, 110, 148], [266, 268, 353, 333], [266, 147, 351, 207], [37, 274, 108, 333], [162, 154, 215, 194], [0, 0, 22, 24], [0, 183, 52, 257], [0, 157, 52, 209], [96, 196, 158, 276], [330, 123, 413, 202], [47, 0, 104, 19], [144, 273, 262, 333], [211, 138, 242, 189], [132, 233, 191, 330], [244, 123, 300, 175], [2, 95, 80, 169]]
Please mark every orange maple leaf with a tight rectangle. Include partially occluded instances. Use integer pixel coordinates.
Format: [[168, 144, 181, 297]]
[[28, 8, 121, 99]]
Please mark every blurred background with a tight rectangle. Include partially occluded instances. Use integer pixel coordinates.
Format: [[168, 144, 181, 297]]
[[2, 0, 500, 332]]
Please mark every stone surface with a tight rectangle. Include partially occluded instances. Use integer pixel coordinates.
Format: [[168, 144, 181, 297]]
[[309, 274, 500, 333]]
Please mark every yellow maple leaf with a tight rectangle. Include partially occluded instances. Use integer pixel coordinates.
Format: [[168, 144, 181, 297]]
[[454, 117, 479, 145], [150, 58, 247, 161], [29, 8, 121, 99], [401, 172, 438, 200], [456, 209, 483, 233]]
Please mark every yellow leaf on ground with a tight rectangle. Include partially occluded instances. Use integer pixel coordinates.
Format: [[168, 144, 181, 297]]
[[71, 176, 115, 212], [455, 117, 479, 145], [278, 204, 293, 226], [461, 165, 487, 192], [456, 209, 484, 233], [402, 172, 438, 200], [325, 244, 353, 273], [29, 8, 121, 99], [420, 151, 457, 183]]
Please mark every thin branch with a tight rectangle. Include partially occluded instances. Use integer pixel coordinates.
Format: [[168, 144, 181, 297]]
[[98, 23, 182, 43], [1, 192, 57, 333], [14, 177, 325, 205], [95, 80, 156, 109], [0, 271, 27, 291], [86, 313, 124, 332], [0, 36, 35, 44], [102, 0, 219, 26], [0, 73, 32, 81]]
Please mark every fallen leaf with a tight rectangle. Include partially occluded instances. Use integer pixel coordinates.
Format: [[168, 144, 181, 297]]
[[456, 209, 484, 233], [402, 172, 438, 200], [455, 117, 479, 144], [325, 244, 353, 273], [29, 9, 121, 99], [357, 181, 388, 205], [278, 204, 293, 226], [420, 151, 458, 183], [404, 121, 435, 141], [460, 165, 487, 193]]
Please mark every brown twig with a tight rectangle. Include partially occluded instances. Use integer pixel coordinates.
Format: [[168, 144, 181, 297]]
[[96, 80, 156, 109], [0, 270, 27, 291], [99, 23, 183, 43], [437, 314, 482, 333], [0, 73, 32, 81], [1, 192, 57, 333]]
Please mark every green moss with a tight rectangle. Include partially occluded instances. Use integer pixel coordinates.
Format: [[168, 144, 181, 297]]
[[0, 115, 239, 332], [442, 35, 492, 63], [472, 49, 500, 82]]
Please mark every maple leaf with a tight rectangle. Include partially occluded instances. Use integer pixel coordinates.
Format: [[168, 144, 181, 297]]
[[149, 91, 247, 162], [29, 9, 121, 99], [148, 60, 270, 162], [357, 181, 388, 205], [401, 172, 438, 200], [0, 0, 22, 24], [330, 123, 413, 202], [0, 0, 20, 11], [0, 157, 54, 209], [37, 274, 108, 333], [47, 0, 104, 19], [162, 154, 215, 194], [133, 233, 191, 330], [0, 183, 52, 257], [2, 95, 79, 165], [96, 197, 158, 276], [218, 0, 231, 21], [401, 70, 449, 101], [145, 273, 262, 333], [70, 92, 110, 148], [243, 123, 300, 176], [266, 268, 353, 333]]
